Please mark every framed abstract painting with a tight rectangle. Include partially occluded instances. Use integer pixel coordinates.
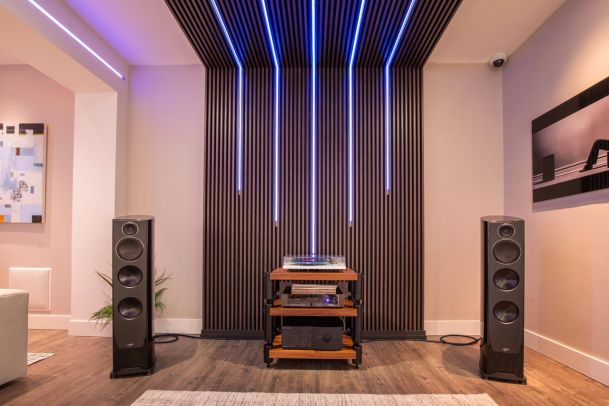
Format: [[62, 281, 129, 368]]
[[0, 123, 47, 223]]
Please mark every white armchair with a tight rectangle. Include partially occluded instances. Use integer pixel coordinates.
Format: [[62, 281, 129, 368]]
[[0, 289, 28, 385]]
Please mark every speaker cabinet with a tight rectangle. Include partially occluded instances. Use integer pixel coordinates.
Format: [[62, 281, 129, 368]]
[[111, 215, 155, 378], [480, 216, 526, 384]]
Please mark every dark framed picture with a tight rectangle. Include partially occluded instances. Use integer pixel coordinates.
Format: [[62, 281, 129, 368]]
[[532, 77, 609, 203]]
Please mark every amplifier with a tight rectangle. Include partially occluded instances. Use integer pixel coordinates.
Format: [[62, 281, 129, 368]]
[[281, 317, 343, 350], [281, 285, 345, 307]]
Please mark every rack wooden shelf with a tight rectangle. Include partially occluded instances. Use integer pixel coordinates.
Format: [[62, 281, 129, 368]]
[[263, 268, 362, 368], [269, 335, 356, 360], [270, 268, 359, 281]]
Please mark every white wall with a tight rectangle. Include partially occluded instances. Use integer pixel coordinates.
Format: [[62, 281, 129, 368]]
[[423, 63, 504, 335], [126, 65, 205, 329], [0, 0, 130, 334], [68, 92, 119, 336], [503, 0, 609, 386], [0, 65, 74, 317]]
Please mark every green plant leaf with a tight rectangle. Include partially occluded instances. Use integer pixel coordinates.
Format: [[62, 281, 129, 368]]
[[95, 271, 113, 288], [154, 269, 171, 287], [155, 301, 167, 313], [89, 303, 113, 326], [155, 287, 168, 299]]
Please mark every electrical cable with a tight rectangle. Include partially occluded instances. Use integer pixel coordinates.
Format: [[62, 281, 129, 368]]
[[426, 334, 480, 346], [153, 333, 206, 344]]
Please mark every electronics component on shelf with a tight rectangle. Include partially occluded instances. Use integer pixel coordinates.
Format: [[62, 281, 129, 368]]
[[281, 285, 345, 308], [281, 317, 344, 350], [282, 255, 346, 270], [291, 284, 338, 295]]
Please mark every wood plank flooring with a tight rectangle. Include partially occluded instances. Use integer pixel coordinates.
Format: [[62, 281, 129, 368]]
[[0, 330, 607, 405]]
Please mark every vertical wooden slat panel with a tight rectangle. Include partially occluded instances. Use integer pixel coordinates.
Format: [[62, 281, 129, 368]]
[[166, 0, 460, 338]]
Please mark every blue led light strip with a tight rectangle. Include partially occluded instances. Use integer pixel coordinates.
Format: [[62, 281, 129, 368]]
[[384, 0, 416, 194], [28, 0, 124, 80], [311, 0, 317, 254], [260, 0, 280, 225], [210, 0, 244, 194], [347, 0, 366, 225]]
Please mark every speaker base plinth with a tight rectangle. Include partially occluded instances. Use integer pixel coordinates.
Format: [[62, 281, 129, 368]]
[[480, 369, 527, 385], [110, 363, 155, 379]]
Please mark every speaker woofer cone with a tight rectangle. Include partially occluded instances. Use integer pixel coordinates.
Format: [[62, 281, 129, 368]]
[[494, 268, 519, 290], [493, 301, 519, 323], [492, 240, 521, 264], [117, 266, 143, 287], [118, 297, 143, 319], [116, 237, 144, 261]]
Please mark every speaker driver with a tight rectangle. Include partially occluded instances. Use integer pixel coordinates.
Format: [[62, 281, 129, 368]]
[[118, 297, 143, 319], [118, 266, 143, 287], [494, 268, 519, 290], [498, 224, 515, 238], [122, 222, 139, 236], [492, 240, 520, 264], [116, 238, 144, 261], [493, 301, 519, 323]]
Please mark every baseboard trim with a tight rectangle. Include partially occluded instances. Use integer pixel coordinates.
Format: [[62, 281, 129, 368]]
[[424, 320, 480, 336], [201, 330, 264, 340], [155, 318, 202, 335], [28, 314, 71, 330], [68, 319, 112, 337], [525, 329, 609, 387], [363, 330, 427, 340], [67, 318, 203, 337]]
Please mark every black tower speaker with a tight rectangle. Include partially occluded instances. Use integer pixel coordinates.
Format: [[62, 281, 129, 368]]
[[111, 215, 155, 378], [480, 216, 526, 384]]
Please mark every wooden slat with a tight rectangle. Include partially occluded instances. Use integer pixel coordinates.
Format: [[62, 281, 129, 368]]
[[165, 0, 461, 68], [164, 0, 462, 337]]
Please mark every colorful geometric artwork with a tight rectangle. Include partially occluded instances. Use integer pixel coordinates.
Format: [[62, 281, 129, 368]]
[[0, 123, 47, 223]]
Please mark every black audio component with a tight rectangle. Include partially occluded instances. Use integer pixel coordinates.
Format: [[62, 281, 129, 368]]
[[280, 286, 345, 308], [281, 317, 344, 350], [480, 216, 526, 384], [111, 215, 155, 378]]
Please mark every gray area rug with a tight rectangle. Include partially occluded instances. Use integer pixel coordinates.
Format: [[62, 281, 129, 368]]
[[27, 353, 54, 366], [132, 390, 498, 405]]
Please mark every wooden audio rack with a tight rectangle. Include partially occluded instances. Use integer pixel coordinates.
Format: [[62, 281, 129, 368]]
[[263, 268, 362, 368]]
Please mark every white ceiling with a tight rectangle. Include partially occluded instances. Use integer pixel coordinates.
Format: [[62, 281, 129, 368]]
[[428, 0, 565, 64], [62, 0, 199, 66]]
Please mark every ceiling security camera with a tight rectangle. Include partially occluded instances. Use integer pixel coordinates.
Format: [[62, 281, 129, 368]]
[[489, 53, 508, 68]]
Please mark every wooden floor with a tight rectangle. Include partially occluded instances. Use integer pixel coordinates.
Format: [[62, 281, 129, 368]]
[[1, 330, 608, 405]]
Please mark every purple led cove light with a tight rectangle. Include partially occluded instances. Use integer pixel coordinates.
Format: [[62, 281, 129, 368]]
[[311, 0, 317, 254], [210, 0, 244, 194], [384, 0, 416, 194], [348, 0, 366, 225], [260, 0, 280, 224], [28, 0, 124, 80]]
